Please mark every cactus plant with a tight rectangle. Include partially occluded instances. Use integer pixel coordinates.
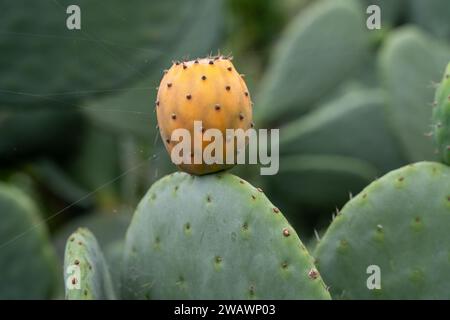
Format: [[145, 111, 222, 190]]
[[255, 0, 369, 125], [64, 228, 116, 300], [432, 62, 450, 165], [314, 161, 450, 299], [121, 172, 330, 299], [379, 27, 450, 162], [156, 56, 253, 175], [0, 183, 59, 299]]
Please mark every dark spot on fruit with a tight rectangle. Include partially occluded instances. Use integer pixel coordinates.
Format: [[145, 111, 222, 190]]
[[240, 74, 245, 78], [163, 70, 168, 74], [175, 61, 180, 65], [225, 86, 231, 91], [186, 94, 192, 100], [183, 64, 187, 69], [283, 228, 290, 237], [273, 207, 279, 213], [166, 138, 170, 144], [244, 92, 249, 97], [194, 60, 199, 64], [167, 83, 172, 88], [215, 104, 221, 111], [156, 100, 159, 106], [227, 67, 232, 71], [201, 75, 207, 80], [239, 113, 244, 120], [250, 122, 255, 128], [209, 60, 214, 65], [171, 113, 176, 120]]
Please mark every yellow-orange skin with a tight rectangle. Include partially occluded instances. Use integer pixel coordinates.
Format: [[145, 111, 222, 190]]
[[156, 57, 253, 175]]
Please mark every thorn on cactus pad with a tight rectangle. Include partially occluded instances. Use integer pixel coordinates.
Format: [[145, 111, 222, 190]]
[[273, 207, 279, 213], [74, 259, 80, 265], [308, 268, 319, 280], [282, 228, 290, 237], [257, 188, 263, 193]]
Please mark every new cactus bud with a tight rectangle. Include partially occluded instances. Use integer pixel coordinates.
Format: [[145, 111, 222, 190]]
[[156, 56, 253, 175]]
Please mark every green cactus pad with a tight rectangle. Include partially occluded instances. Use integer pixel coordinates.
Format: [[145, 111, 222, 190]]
[[122, 172, 330, 299], [0, 183, 58, 299], [409, 0, 450, 40], [379, 27, 450, 161], [268, 154, 378, 211], [314, 161, 450, 299], [64, 228, 116, 300], [279, 88, 405, 172], [0, 0, 223, 109], [255, 0, 369, 124], [432, 62, 450, 165]]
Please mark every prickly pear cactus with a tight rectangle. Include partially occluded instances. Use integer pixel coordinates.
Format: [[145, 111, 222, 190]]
[[0, 183, 59, 299], [156, 56, 253, 175], [432, 62, 450, 165], [314, 162, 450, 299], [64, 228, 116, 300], [122, 172, 330, 299]]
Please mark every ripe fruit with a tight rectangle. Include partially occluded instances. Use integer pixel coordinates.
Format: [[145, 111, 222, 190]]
[[156, 56, 253, 175]]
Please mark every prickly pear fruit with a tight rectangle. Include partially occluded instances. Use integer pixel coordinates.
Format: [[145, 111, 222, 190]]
[[314, 162, 450, 299], [122, 172, 330, 299], [156, 56, 253, 175], [432, 62, 450, 165], [64, 228, 116, 300]]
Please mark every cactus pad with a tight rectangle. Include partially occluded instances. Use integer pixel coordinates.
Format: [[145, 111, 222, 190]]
[[122, 172, 330, 299], [0, 183, 58, 299], [432, 62, 450, 165], [314, 161, 450, 299], [64, 228, 116, 300]]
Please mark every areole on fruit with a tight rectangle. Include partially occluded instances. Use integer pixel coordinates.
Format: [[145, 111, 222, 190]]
[[155, 56, 253, 175]]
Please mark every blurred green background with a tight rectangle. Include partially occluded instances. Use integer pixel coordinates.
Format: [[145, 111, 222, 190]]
[[0, 0, 449, 299]]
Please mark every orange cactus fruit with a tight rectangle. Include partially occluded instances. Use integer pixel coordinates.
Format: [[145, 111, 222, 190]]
[[156, 56, 253, 175]]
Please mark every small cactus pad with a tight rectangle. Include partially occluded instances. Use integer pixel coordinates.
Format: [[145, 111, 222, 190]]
[[314, 162, 450, 299], [64, 228, 116, 300], [122, 172, 330, 299], [156, 56, 253, 175], [432, 62, 450, 165], [0, 183, 58, 299]]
